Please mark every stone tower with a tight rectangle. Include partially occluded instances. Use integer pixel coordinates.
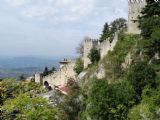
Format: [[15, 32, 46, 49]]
[[35, 73, 42, 84], [128, 0, 146, 34], [83, 37, 99, 69]]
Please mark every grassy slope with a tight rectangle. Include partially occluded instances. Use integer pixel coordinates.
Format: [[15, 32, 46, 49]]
[[101, 33, 140, 82]]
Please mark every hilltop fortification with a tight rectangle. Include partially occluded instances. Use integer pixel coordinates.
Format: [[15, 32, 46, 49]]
[[35, 59, 76, 89], [34, 1, 146, 90], [82, 33, 118, 69]]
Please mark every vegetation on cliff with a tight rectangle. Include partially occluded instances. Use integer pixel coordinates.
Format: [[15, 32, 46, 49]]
[[60, 1, 160, 119], [74, 58, 84, 75], [100, 18, 127, 42], [88, 47, 100, 64], [1, 0, 160, 120]]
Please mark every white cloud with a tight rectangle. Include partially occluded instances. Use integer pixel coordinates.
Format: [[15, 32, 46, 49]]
[[6, 0, 128, 25], [7, 0, 28, 6], [1, 0, 128, 56], [6, 0, 128, 30], [7, 0, 95, 22]]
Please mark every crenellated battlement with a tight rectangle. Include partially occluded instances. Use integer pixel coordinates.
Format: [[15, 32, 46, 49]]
[[128, 0, 146, 4], [84, 38, 99, 44], [83, 38, 99, 68], [84, 39, 99, 47]]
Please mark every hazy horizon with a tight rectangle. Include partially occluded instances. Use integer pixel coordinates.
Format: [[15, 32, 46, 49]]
[[0, 55, 76, 59]]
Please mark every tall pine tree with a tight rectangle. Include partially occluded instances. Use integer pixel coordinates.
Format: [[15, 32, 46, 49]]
[[43, 66, 49, 76], [100, 22, 110, 42]]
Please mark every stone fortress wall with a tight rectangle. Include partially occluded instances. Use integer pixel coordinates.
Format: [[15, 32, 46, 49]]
[[83, 38, 99, 69], [82, 0, 147, 69], [99, 32, 118, 58], [83, 32, 118, 69], [128, 0, 146, 34], [36, 32, 119, 87], [35, 1, 147, 89], [35, 60, 76, 88]]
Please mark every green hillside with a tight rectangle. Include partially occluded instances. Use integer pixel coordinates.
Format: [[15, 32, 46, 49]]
[[1, 0, 160, 120]]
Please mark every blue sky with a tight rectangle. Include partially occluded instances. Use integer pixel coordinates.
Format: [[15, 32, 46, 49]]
[[0, 0, 128, 57]]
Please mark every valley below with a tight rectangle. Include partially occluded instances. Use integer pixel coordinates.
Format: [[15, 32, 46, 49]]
[[0, 57, 61, 79]]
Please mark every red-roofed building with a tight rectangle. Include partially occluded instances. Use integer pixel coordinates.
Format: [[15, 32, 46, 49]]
[[55, 85, 69, 95]]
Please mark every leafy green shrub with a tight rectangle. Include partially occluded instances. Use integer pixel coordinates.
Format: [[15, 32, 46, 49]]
[[138, 0, 160, 38], [127, 61, 156, 97], [74, 58, 84, 75], [2, 93, 56, 120], [0, 79, 44, 105], [128, 88, 160, 120], [80, 79, 136, 120], [88, 47, 100, 64]]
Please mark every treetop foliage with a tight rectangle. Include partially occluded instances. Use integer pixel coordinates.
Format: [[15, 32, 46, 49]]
[[100, 18, 127, 42], [88, 47, 100, 63], [100, 22, 110, 42], [74, 58, 84, 75]]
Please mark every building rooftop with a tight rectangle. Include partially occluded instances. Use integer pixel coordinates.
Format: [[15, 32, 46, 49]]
[[59, 59, 70, 64], [55, 85, 69, 95]]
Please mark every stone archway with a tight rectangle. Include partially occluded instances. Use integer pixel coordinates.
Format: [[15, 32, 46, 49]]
[[44, 81, 49, 87], [44, 81, 52, 91]]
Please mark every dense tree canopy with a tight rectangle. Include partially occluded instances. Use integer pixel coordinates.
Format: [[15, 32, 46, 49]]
[[128, 88, 160, 119], [138, 0, 160, 38], [100, 18, 127, 42], [0, 79, 55, 120], [138, 0, 160, 59], [2, 94, 56, 120], [127, 61, 156, 97], [80, 79, 136, 120], [110, 18, 127, 34]]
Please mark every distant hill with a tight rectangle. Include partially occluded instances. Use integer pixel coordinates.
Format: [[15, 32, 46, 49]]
[[0, 56, 62, 79]]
